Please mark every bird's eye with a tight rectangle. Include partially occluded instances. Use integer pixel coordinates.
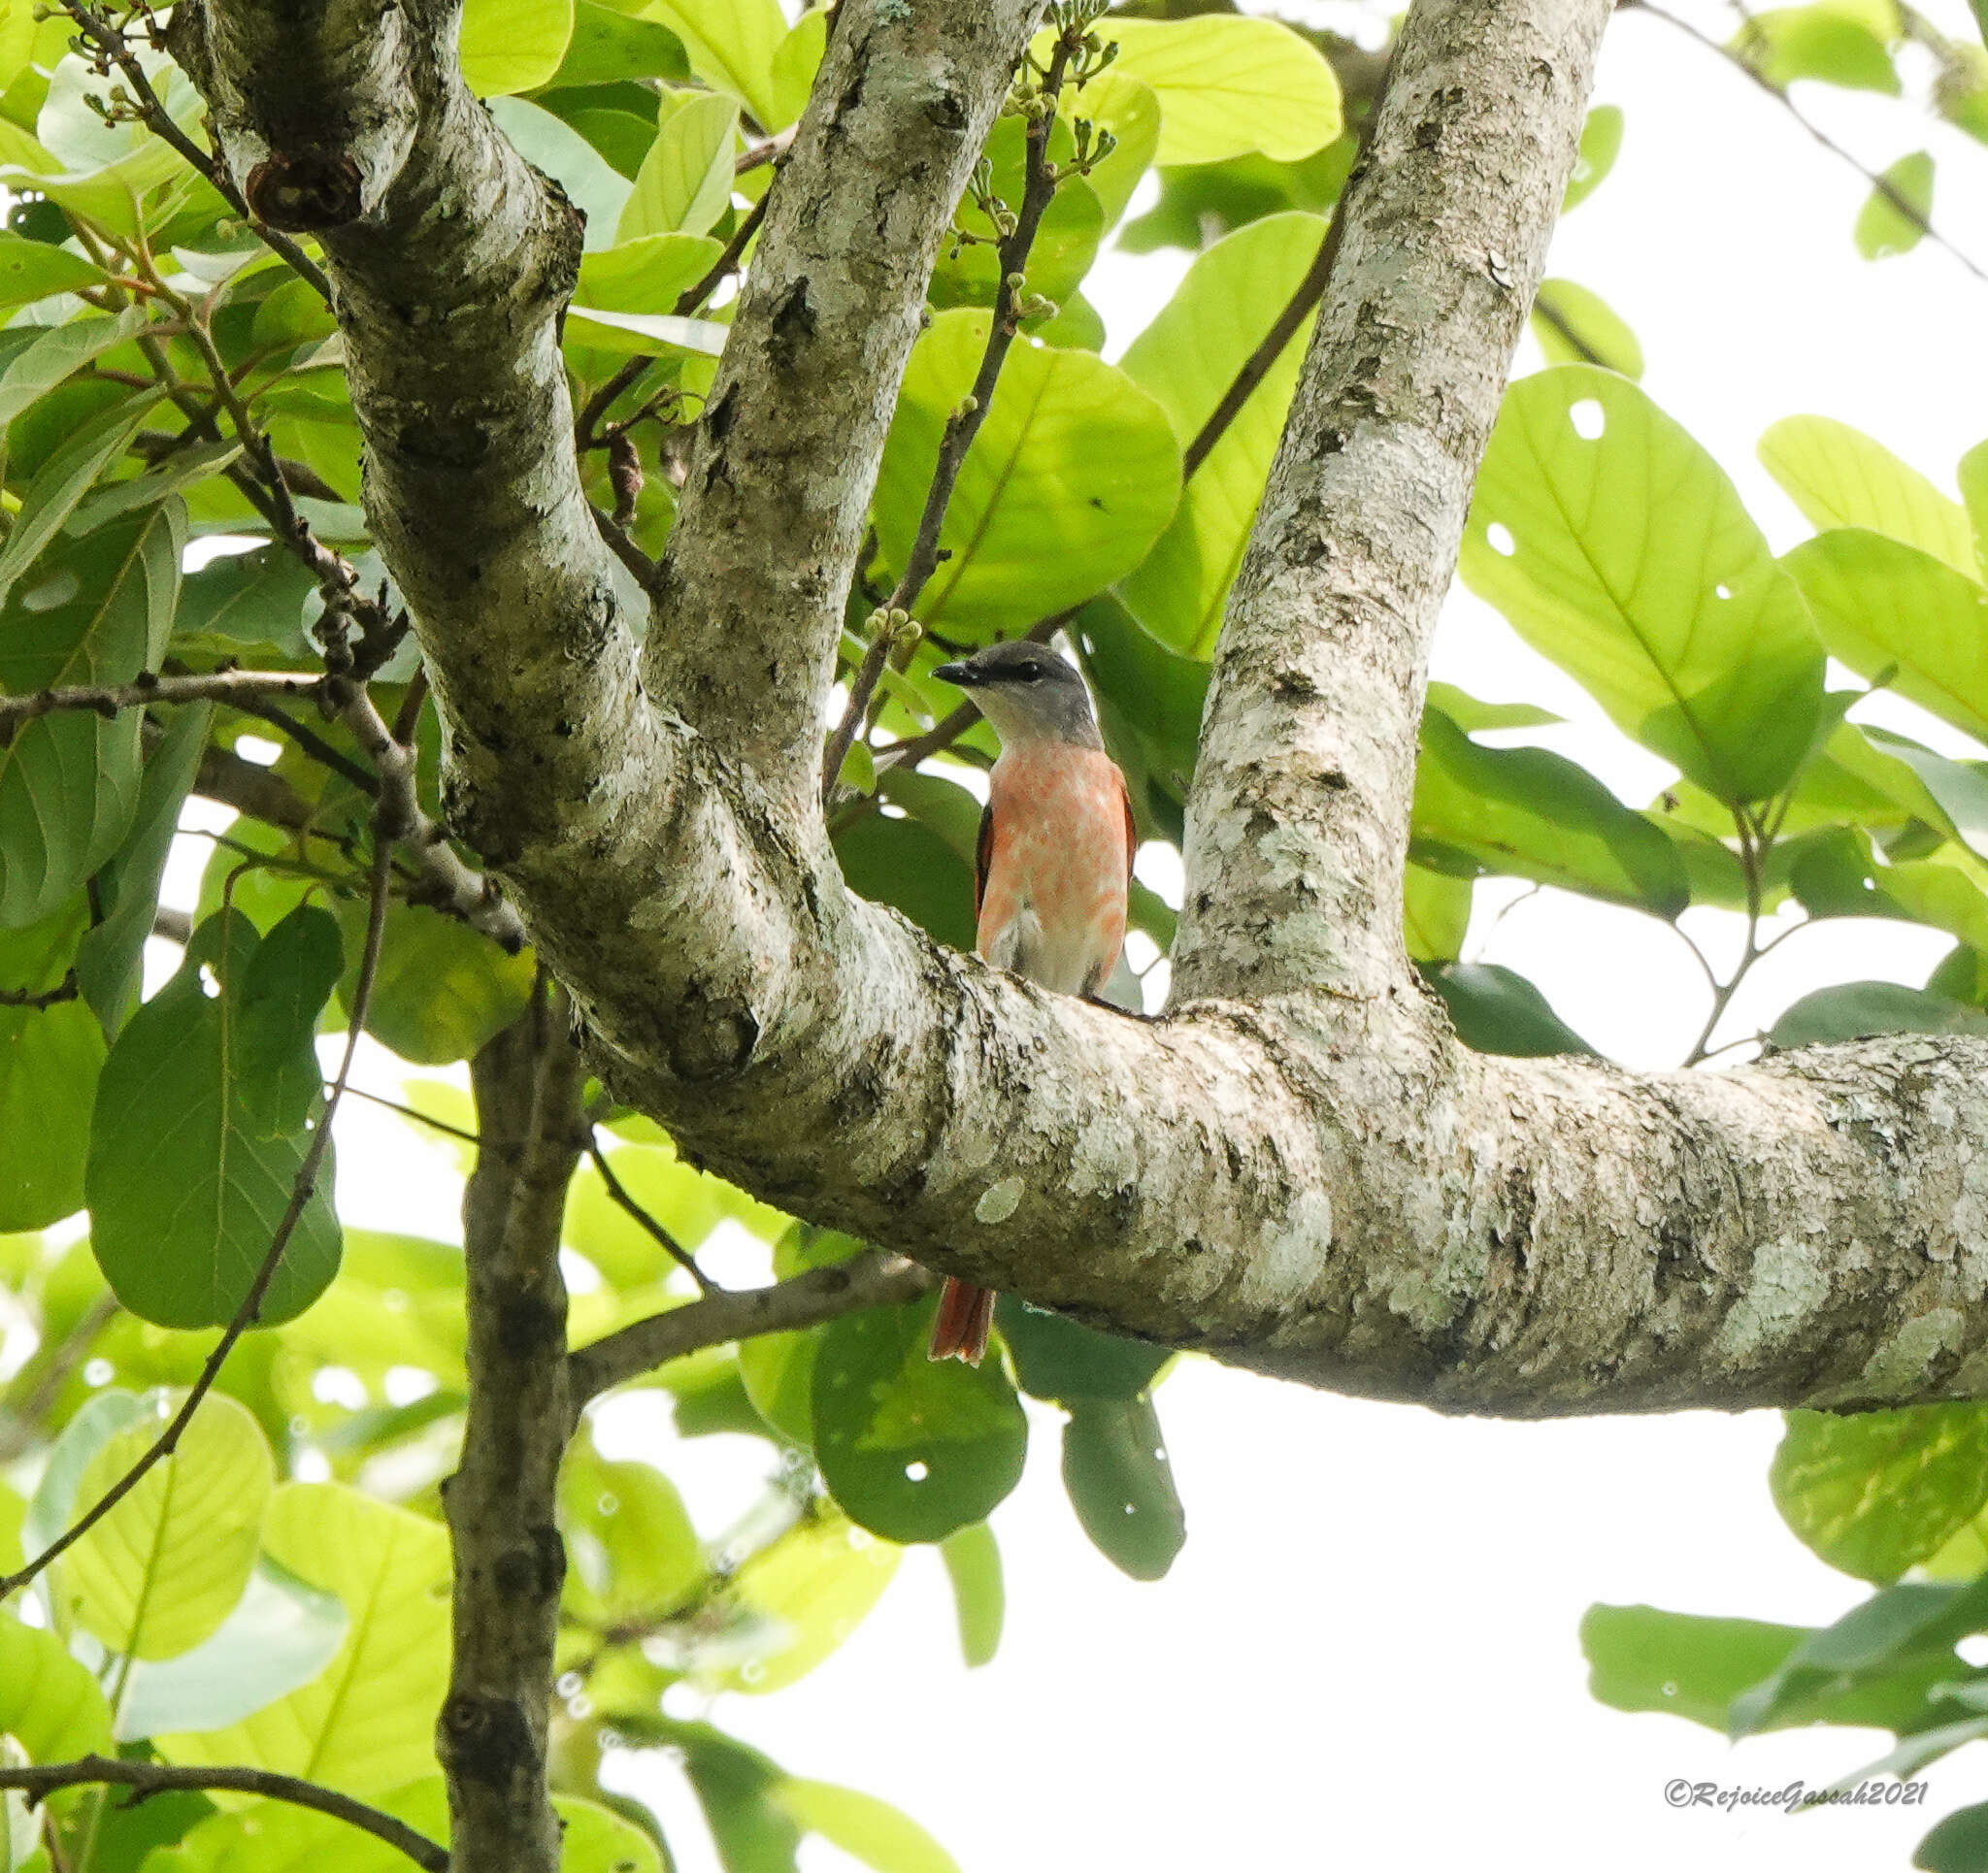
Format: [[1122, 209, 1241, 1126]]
[[1018, 664, 1043, 682]]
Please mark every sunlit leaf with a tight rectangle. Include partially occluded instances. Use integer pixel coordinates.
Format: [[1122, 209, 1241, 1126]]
[[644, 0, 785, 127], [1530, 279, 1642, 378], [1562, 105, 1623, 212], [486, 97, 631, 251], [1855, 148, 1933, 258], [1760, 415, 1977, 575], [773, 1780, 959, 1873], [0, 1612, 112, 1762], [618, 91, 737, 240], [939, 1523, 1002, 1669], [458, 0, 574, 95], [715, 1508, 900, 1694], [1099, 16, 1342, 165]]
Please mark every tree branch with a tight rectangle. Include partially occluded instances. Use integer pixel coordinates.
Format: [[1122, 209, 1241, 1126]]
[[0, 1757, 446, 1872], [568, 1250, 932, 1416], [0, 669, 321, 728]]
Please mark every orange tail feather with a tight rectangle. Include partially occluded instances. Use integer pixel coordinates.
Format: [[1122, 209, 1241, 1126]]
[[928, 1277, 996, 1364]]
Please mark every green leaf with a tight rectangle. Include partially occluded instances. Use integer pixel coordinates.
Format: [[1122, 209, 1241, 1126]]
[[1562, 105, 1624, 212], [0, 901, 100, 1229], [1772, 1405, 1988, 1583], [336, 898, 534, 1067], [1061, 1394, 1185, 1582], [157, 1482, 452, 1796], [458, 0, 574, 95], [938, 1523, 1002, 1669], [576, 231, 722, 320], [0, 506, 182, 926], [738, 1323, 816, 1446], [0, 307, 146, 429], [659, 1722, 802, 1870], [1760, 415, 1977, 576], [1785, 529, 1988, 744], [1422, 961, 1598, 1057], [1582, 1602, 1806, 1731], [1856, 149, 1933, 258], [548, 1, 688, 88], [1403, 864, 1471, 964], [617, 91, 738, 241], [1733, 5, 1901, 92], [1119, 212, 1323, 656], [997, 1295, 1169, 1402], [1423, 682, 1563, 733], [561, 1442, 704, 1622], [0, 390, 166, 606], [1770, 979, 1988, 1049], [768, 10, 825, 130], [773, 1780, 958, 1873], [1918, 1803, 1988, 1873], [1461, 366, 1825, 804], [645, 0, 785, 128], [115, 1557, 348, 1741], [874, 310, 1180, 635], [55, 1389, 272, 1660], [557, 1793, 663, 1873], [715, 1508, 900, 1694], [233, 905, 343, 1137], [0, 229, 102, 306], [486, 97, 631, 251], [1412, 708, 1690, 916], [1101, 16, 1342, 165], [1530, 279, 1643, 379], [1072, 72, 1161, 231], [86, 909, 344, 1330], [0, 1612, 112, 1761], [74, 701, 211, 1035], [813, 1302, 1028, 1543], [927, 116, 1104, 313], [833, 810, 977, 952], [173, 546, 316, 656]]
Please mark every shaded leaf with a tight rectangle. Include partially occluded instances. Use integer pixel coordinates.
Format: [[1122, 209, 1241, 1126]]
[[1062, 1394, 1185, 1581], [1769, 980, 1988, 1049], [997, 1294, 1169, 1402], [0, 899, 99, 1229], [1422, 961, 1598, 1057]]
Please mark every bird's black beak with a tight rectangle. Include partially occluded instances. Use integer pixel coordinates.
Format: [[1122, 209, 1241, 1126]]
[[934, 660, 979, 687]]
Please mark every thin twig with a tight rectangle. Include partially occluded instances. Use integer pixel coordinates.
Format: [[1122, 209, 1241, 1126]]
[[0, 969, 80, 1009], [0, 1757, 445, 1873], [583, 1133, 717, 1294], [1629, 0, 1988, 283], [0, 669, 320, 729], [59, 0, 333, 302], [337, 1080, 482, 1143], [567, 1251, 931, 1418], [0, 829, 393, 1605]]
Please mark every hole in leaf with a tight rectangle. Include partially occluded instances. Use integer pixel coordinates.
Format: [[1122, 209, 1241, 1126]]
[[905, 1460, 930, 1482], [1714, 582, 1732, 600], [1485, 522, 1517, 557], [1569, 398, 1606, 440]]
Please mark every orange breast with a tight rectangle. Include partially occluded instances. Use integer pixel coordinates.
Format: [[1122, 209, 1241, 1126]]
[[978, 744, 1131, 997]]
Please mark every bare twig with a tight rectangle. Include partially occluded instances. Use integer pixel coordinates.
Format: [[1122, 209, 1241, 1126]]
[[0, 969, 80, 1009], [1629, 0, 1988, 283], [0, 1757, 445, 1873], [0, 669, 321, 729], [583, 1134, 718, 1295], [567, 1250, 932, 1416], [0, 828, 393, 1605]]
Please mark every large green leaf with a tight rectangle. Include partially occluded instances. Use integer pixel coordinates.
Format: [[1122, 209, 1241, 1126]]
[[1101, 16, 1342, 165], [458, 0, 573, 95], [1530, 279, 1643, 379], [0, 1612, 112, 1761], [1733, 4, 1901, 92], [813, 1302, 1028, 1543], [1061, 1394, 1185, 1582], [997, 1296, 1169, 1402], [548, 1, 688, 87], [1461, 366, 1825, 804], [1583, 1603, 1806, 1731], [617, 90, 737, 241], [1412, 708, 1689, 916], [1119, 212, 1323, 656], [1759, 415, 1977, 575], [0, 229, 103, 306], [85, 908, 343, 1330], [0, 307, 146, 429], [0, 506, 181, 926], [833, 810, 977, 952], [54, 1389, 272, 1661], [1784, 528, 1988, 745], [0, 900, 100, 1229], [0, 390, 166, 606], [335, 898, 534, 1067], [873, 311, 1180, 635], [1422, 962, 1598, 1057], [1769, 979, 1988, 1049], [158, 1483, 452, 1795], [561, 1441, 704, 1623], [644, 0, 784, 127], [715, 1508, 900, 1694], [485, 97, 631, 252], [74, 701, 211, 1036], [1772, 1405, 1988, 1583]]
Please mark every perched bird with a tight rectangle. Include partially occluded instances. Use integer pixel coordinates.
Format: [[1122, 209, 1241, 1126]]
[[925, 639, 1135, 1364]]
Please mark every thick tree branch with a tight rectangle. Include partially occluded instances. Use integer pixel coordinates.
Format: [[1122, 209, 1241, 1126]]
[[165, 0, 1988, 1423], [0, 1757, 446, 1872]]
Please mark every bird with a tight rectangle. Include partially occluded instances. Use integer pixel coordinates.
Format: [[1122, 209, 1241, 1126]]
[[924, 639, 1135, 1365]]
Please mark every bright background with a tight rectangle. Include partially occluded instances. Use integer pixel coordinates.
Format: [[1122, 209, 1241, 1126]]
[[153, 0, 1988, 1864]]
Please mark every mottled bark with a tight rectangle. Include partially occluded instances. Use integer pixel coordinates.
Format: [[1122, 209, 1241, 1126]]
[[165, 0, 1988, 1441]]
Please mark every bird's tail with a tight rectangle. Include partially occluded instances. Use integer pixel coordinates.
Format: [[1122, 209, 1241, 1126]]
[[928, 1277, 996, 1365]]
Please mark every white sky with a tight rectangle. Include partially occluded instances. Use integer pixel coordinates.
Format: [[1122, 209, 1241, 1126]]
[[150, 0, 1988, 1865]]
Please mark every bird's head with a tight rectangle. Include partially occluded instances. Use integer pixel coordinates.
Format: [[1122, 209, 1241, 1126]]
[[933, 641, 1102, 749]]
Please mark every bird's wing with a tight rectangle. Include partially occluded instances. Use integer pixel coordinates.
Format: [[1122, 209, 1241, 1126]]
[[975, 796, 994, 920], [1117, 765, 1137, 893]]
